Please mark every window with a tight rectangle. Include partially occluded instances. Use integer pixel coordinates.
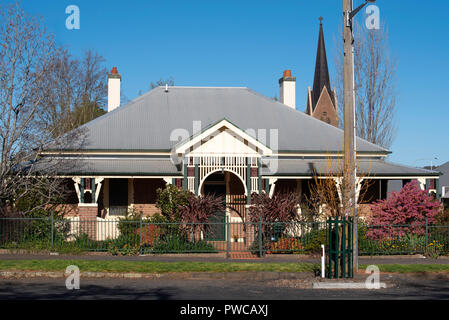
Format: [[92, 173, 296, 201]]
[[109, 179, 128, 206]]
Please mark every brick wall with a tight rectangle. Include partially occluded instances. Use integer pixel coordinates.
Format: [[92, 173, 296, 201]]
[[133, 204, 161, 217], [78, 204, 98, 240]]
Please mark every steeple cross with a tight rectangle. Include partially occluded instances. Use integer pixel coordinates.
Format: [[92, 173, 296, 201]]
[[319, 16, 323, 24]]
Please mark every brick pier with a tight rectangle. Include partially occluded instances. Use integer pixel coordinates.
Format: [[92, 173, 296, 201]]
[[78, 204, 98, 240]]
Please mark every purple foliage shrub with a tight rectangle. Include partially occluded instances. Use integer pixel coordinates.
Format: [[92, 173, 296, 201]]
[[367, 181, 440, 240]]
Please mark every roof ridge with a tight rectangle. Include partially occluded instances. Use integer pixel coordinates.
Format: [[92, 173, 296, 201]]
[[156, 86, 249, 89]]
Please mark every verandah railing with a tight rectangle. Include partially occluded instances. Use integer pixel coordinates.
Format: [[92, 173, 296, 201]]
[[0, 216, 448, 256]]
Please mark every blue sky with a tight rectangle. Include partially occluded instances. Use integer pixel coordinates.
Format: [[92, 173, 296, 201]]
[[9, 0, 449, 167]]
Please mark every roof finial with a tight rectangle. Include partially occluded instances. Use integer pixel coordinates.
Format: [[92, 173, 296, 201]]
[[319, 16, 323, 25]]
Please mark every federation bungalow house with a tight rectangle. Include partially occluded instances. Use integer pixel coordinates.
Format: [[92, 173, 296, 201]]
[[36, 22, 439, 241]]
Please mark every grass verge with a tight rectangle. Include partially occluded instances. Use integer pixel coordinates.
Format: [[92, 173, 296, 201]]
[[360, 264, 449, 274], [0, 260, 318, 274], [2, 261, 448, 275]]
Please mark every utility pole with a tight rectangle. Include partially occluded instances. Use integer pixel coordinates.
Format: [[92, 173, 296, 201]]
[[342, 0, 358, 273], [342, 0, 376, 273]]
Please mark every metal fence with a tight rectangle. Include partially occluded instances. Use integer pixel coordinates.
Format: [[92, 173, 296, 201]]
[[0, 216, 448, 256], [358, 220, 449, 255], [0, 216, 327, 256]]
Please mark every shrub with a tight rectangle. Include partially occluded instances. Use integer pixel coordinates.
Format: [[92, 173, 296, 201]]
[[424, 240, 445, 259], [135, 224, 162, 246], [105, 235, 140, 256], [145, 234, 217, 254], [368, 181, 440, 240], [248, 193, 302, 223], [270, 237, 303, 254], [300, 228, 327, 254], [177, 193, 225, 240], [156, 185, 191, 222], [434, 207, 449, 225]]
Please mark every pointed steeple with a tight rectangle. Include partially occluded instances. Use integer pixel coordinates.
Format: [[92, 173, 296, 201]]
[[311, 17, 333, 111], [306, 17, 338, 127]]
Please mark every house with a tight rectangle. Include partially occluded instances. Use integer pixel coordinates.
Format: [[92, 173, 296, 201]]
[[34, 21, 439, 240], [434, 161, 449, 206]]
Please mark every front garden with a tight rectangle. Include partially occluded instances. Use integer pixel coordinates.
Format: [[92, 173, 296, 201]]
[[1, 181, 448, 257]]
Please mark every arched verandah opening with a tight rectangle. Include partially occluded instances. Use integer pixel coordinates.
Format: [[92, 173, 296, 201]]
[[200, 170, 251, 247]]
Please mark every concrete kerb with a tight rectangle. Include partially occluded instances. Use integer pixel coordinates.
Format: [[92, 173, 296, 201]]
[[0, 270, 316, 281]]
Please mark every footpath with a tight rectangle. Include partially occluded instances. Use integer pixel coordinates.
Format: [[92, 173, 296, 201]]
[[1, 252, 449, 288]]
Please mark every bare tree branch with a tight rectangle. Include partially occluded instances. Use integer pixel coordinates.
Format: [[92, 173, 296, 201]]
[[334, 22, 398, 149]]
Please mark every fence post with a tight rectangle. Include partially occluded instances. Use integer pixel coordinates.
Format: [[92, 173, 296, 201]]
[[139, 213, 143, 255], [258, 216, 262, 257], [226, 216, 230, 259], [50, 212, 54, 251]]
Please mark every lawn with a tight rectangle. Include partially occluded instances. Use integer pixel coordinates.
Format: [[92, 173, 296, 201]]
[[1, 260, 448, 274], [360, 264, 449, 273], [0, 260, 319, 274]]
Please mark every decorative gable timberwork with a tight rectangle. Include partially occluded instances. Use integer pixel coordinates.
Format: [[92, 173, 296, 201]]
[[174, 119, 271, 198]]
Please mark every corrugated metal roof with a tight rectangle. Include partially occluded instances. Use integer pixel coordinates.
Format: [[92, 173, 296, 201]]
[[261, 158, 439, 177], [31, 157, 181, 176], [31, 156, 438, 177], [54, 87, 389, 154]]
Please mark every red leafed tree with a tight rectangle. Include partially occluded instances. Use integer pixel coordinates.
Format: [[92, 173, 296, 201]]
[[177, 193, 225, 240], [248, 193, 301, 223], [367, 181, 441, 239]]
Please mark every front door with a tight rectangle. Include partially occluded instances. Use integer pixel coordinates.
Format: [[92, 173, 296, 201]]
[[203, 184, 226, 241]]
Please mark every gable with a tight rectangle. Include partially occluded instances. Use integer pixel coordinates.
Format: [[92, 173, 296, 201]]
[[190, 128, 259, 156], [311, 86, 338, 126], [175, 119, 272, 156]]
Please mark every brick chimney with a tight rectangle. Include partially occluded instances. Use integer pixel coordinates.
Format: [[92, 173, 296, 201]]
[[279, 70, 296, 109], [108, 67, 121, 112]]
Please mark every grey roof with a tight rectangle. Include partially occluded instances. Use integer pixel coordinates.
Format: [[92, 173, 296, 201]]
[[31, 156, 438, 177], [53, 87, 389, 154], [262, 158, 439, 177], [30, 157, 180, 176]]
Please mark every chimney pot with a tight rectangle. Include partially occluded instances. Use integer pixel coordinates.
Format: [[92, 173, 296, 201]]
[[283, 70, 292, 78]]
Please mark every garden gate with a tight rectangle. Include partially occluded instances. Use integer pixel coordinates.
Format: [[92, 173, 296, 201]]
[[327, 217, 353, 279]]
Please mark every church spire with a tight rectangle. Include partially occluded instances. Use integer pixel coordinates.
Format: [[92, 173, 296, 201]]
[[306, 17, 338, 127], [311, 17, 333, 110]]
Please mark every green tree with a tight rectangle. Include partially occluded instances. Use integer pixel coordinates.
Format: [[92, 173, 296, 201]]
[[155, 185, 190, 222]]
